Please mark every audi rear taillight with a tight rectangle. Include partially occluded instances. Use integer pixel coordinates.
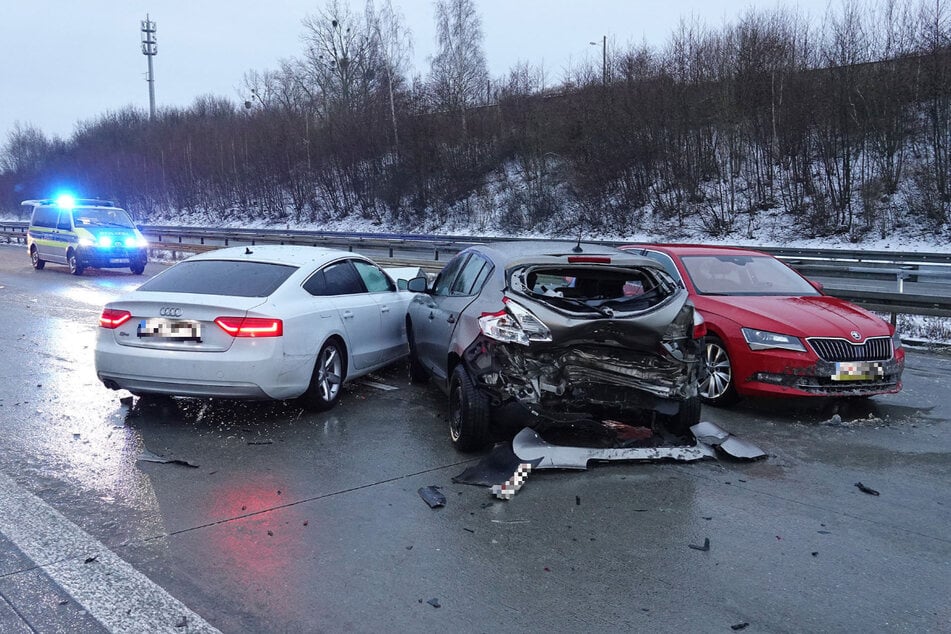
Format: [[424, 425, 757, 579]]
[[478, 297, 552, 346], [214, 316, 283, 337], [99, 309, 132, 329]]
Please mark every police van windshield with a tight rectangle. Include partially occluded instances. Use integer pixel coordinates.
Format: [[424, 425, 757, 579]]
[[72, 208, 135, 229]]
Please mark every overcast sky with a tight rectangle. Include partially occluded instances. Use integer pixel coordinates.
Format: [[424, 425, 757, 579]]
[[1, 1, 833, 141]]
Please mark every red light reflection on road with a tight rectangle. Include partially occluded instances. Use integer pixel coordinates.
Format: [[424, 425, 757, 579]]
[[199, 478, 316, 614]]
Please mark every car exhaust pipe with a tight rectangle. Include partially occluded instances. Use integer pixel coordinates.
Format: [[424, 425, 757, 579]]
[[102, 379, 120, 390]]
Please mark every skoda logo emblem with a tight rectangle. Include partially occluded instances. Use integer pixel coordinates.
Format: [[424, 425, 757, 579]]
[[160, 307, 183, 317], [850, 330, 861, 341]]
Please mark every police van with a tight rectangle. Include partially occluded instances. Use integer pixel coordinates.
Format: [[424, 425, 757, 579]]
[[24, 196, 149, 275]]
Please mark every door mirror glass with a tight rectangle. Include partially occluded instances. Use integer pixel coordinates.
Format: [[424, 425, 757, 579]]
[[407, 276, 428, 293]]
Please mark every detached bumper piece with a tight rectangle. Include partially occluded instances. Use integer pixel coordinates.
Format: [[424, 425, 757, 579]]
[[454, 421, 765, 501], [512, 421, 765, 470]]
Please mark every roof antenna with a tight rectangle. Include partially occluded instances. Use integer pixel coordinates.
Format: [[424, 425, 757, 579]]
[[572, 212, 584, 252]]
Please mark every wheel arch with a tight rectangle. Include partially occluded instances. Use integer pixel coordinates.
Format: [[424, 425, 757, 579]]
[[320, 333, 349, 382]]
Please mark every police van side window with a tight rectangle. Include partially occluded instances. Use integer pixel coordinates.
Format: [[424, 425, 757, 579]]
[[32, 207, 57, 229], [56, 211, 72, 231]]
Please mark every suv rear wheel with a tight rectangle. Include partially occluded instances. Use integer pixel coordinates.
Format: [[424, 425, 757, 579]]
[[30, 247, 45, 270], [448, 364, 489, 452]]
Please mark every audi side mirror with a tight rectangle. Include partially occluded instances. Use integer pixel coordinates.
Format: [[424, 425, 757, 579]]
[[407, 276, 428, 293]]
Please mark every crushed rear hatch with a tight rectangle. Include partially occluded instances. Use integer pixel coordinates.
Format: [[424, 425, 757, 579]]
[[465, 263, 701, 419]]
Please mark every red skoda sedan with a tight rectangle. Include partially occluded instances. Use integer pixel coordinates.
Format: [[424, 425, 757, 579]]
[[621, 244, 905, 406]]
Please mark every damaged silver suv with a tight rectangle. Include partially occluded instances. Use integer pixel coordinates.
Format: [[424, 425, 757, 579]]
[[406, 241, 705, 452]]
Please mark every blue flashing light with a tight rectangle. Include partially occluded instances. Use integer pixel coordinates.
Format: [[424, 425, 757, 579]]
[[55, 194, 76, 209]]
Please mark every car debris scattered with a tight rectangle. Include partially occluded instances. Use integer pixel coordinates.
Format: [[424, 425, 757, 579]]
[[854, 482, 881, 496], [418, 486, 447, 508], [453, 443, 542, 487], [357, 379, 399, 392], [512, 427, 715, 469], [426, 598, 441, 608], [453, 421, 764, 502], [690, 422, 767, 460], [688, 538, 711, 552], [731, 623, 750, 631], [137, 449, 200, 468], [490, 463, 533, 500]]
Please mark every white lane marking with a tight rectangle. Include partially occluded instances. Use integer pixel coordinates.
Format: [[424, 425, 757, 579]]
[[0, 471, 219, 633]]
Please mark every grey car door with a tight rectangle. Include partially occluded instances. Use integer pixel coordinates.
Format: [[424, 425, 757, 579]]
[[419, 253, 492, 382]]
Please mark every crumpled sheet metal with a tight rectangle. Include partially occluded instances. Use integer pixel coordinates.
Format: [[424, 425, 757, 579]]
[[690, 422, 767, 460], [512, 421, 765, 470]]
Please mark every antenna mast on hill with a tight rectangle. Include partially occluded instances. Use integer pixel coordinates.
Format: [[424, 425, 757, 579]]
[[141, 15, 157, 120]]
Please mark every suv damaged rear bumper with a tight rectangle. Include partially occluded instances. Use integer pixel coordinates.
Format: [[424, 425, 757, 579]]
[[462, 336, 701, 420]]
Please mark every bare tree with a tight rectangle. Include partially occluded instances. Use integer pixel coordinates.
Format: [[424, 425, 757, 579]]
[[366, 0, 412, 150], [429, 0, 489, 133]]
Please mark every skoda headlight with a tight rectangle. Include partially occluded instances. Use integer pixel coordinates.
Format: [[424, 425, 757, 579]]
[[742, 328, 806, 352], [78, 237, 94, 247]]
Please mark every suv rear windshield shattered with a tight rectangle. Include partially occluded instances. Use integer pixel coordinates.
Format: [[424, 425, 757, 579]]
[[514, 266, 677, 315]]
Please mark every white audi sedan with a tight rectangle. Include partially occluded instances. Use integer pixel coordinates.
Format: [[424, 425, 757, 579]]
[[95, 245, 413, 410]]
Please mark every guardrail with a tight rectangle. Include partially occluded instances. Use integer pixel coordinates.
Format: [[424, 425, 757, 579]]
[[3, 221, 950, 317]]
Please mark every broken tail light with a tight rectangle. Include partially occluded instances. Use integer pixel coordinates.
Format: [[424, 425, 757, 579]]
[[99, 308, 132, 329], [214, 316, 283, 337], [478, 298, 552, 346]]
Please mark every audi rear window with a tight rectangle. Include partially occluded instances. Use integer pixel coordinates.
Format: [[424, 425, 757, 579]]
[[138, 260, 298, 297]]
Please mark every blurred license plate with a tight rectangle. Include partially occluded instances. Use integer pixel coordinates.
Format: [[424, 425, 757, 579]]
[[137, 318, 202, 341], [831, 361, 883, 381], [109, 258, 129, 263]]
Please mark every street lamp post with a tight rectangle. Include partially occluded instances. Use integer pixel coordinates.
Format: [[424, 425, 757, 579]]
[[590, 35, 606, 85]]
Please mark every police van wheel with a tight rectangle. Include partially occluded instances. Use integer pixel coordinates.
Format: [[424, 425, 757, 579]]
[[130, 263, 145, 275], [30, 247, 45, 270], [67, 251, 85, 276]]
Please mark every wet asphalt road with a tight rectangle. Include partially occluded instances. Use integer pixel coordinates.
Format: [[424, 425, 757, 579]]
[[0, 244, 949, 633]]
